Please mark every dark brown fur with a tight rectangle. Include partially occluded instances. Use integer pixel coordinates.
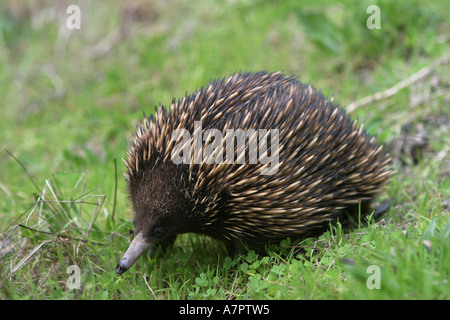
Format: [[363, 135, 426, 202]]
[[124, 71, 392, 255]]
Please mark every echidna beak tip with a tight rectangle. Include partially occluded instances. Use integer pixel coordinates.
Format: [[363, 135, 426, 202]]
[[116, 262, 128, 274]]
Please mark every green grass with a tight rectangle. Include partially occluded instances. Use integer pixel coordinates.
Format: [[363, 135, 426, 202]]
[[1, 0, 449, 300]]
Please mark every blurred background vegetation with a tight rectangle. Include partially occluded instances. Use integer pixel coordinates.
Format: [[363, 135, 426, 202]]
[[0, 0, 449, 299]]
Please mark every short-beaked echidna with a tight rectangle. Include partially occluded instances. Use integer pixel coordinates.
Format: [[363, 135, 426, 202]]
[[116, 71, 392, 274]]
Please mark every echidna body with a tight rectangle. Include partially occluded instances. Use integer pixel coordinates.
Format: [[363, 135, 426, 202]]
[[116, 71, 392, 274]]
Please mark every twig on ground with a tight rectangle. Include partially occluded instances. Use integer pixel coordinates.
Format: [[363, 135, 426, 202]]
[[346, 52, 450, 112], [139, 272, 158, 300]]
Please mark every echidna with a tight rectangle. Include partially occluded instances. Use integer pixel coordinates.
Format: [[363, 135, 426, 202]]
[[116, 71, 392, 274]]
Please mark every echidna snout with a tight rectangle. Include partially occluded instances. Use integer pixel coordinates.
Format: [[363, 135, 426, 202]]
[[116, 71, 392, 274], [116, 232, 149, 274]]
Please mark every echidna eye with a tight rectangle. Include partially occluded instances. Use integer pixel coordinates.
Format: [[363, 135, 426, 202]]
[[152, 226, 164, 237]]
